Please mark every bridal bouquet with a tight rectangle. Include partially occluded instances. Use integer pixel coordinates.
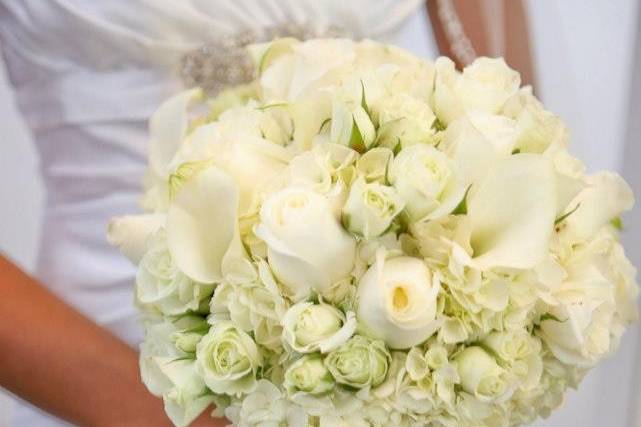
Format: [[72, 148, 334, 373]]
[[108, 39, 638, 427]]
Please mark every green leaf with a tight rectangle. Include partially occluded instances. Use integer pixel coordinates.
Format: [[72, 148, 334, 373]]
[[511, 148, 521, 155], [611, 216, 623, 230], [180, 323, 211, 335], [318, 118, 331, 134], [360, 80, 371, 117], [256, 102, 288, 111], [169, 159, 214, 200], [539, 313, 564, 323], [554, 203, 581, 225], [169, 355, 196, 364], [452, 185, 473, 215], [349, 121, 366, 154], [431, 117, 446, 132], [392, 137, 403, 155], [341, 213, 352, 231]]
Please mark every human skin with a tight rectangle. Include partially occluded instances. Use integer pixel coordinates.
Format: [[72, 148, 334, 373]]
[[0, 254, 226, 427], [427, 0, 536, 86]]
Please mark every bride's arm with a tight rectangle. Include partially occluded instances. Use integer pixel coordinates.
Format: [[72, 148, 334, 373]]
[[0, 254, 224, 427]]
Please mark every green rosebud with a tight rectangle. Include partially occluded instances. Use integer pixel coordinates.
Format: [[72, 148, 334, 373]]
[[342, 176, 405, 239], [282, 301, 356, 354], [324, 335, 391, 388], [284, 354, 335, 395], [172, 331, 204, 353]]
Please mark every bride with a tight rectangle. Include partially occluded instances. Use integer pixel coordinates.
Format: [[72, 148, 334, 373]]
[[0, 1, 533, 426]]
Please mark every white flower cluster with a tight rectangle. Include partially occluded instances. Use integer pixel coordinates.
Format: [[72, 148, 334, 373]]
[[108, 39, 638, 427]]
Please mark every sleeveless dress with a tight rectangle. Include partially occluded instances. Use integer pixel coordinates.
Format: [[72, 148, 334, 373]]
[[0, 1, 438, 425]]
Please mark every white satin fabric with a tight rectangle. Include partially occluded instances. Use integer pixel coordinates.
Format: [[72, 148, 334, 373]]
[[0, 1, 437, 425]]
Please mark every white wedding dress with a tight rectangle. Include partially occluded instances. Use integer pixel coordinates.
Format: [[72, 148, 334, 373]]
[[0, 1, 437, 425]]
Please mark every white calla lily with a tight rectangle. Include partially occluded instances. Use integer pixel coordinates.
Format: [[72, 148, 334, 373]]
[[468, 154, 557, 270], [167, 166, 245, 284], [441, 116, 498, 186], [170, 115, 291, 216], [149, 88, 203, 179]]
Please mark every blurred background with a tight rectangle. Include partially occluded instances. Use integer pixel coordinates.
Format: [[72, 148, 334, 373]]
[[1, 0, 640, 426]]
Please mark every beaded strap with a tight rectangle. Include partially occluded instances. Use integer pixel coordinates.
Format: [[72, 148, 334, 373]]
[[435, 0, 477, 66], [180, 24, 347, 95]]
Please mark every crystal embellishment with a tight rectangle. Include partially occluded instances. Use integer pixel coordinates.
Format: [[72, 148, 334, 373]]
[[180, 24, 348, 96]]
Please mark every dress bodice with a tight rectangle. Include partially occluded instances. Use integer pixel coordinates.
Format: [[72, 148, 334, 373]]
[[0, 1, 437, 425]]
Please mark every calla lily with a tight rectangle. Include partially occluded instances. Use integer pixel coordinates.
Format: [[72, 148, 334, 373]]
[[149, 88, 203, 179], [442, 116, 501, 186], [167, 166, 245, 284], [468, 154, 557, 270], [107, 213, 165, 264], [170, 115, 291, 216]]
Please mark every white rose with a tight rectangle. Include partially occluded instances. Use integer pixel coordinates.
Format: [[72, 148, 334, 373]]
[[357, 254, 440, 349], [389, 144, 466, 221], [136, 230, 214, 315], [196, 321, 263, 396], [282, 301, 356, 353], [324, 335, 391, 388], [504, 86, 568, 153], [373, 93, 436, 149], [342, 177, 405, 239], [455, 346, 513, 402], [355, 147, 393, 184], [255, 187, 356, 300], [284, 354, 335, 395], [286, 143, 358, 215], [433, 57, 520, 124]]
